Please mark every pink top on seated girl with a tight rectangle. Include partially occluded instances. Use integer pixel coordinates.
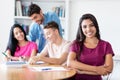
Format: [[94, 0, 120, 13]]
[[14, 41, 37, 57]]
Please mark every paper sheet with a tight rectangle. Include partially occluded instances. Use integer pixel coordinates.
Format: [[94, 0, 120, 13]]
[[30, 66, 68, 71]]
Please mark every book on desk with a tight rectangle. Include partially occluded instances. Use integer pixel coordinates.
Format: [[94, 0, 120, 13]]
[[2, 61, 27, 68], [1, 61, 45, 68]]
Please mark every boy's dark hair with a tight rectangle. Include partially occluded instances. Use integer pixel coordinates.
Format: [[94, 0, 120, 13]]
[[44, 21, 60, 32], [28, 4, 41, 16]]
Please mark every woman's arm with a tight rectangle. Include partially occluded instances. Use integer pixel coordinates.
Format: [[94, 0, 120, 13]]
[[77, 70, 98, 75], [27, 48, 37, 61], [27, 42, 38, 61], [67, 52, 97, 72], [77, 54, 113, 75], [104, 54, 113, 74], [67, 52, 110, 75]]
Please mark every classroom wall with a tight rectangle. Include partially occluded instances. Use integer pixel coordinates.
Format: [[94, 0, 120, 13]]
[[0, 0, 14, 62], [0, 0, 120, 61], [68, 0, 120, 57]]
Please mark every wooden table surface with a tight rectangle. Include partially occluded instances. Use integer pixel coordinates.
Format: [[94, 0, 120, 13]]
[[0, 63, 76, 80]]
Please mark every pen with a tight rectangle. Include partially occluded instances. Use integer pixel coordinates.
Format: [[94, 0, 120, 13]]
[[2, 52, 12, 61], [42, 68, 52, 71], [2, 52, 8, 57]]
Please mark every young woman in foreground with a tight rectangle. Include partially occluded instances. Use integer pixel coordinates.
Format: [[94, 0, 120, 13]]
[[67, 13, 114, 80]]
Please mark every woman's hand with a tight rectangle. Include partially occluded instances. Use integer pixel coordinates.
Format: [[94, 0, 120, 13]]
[[96, 65, 110, 76], [4, 56, 11, 61], [28, 56, 39, 65]]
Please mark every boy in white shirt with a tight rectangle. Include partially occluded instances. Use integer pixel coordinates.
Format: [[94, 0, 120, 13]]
[[28, 21, 71, 65]]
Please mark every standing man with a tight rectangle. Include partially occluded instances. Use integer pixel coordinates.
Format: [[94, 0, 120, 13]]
[[28, 4, 63, 53]]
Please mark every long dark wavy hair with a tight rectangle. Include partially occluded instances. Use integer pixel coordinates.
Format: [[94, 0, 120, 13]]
[[75, 13, 101, 60], [6, 24, 28, 56]]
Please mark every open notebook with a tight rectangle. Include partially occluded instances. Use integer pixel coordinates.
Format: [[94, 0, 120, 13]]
[[1, 61, 45, 68], [2, 61, 27, 68]]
